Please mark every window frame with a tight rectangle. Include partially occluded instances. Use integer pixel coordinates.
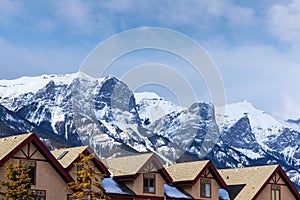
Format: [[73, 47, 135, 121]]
[[271, 185, 281, 200], [200, 178, 211, 198], [31, 189, 46, 200], [143, 173, 156, 194]]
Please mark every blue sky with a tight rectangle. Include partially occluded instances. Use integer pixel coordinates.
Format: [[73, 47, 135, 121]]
[[1, 0, 300, 120]]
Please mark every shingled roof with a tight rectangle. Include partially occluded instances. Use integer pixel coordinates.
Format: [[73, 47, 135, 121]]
[[51, 146, 89, 168], [0, 133, 74, 183], [0, 133, 33, 161], [51, 145, 110, 176], [166, 160, 210, 183], [106, 153, 172, 183], [218, 165, 300, 200], [166, 160, 226, 188], [106, 153, 153, 177]]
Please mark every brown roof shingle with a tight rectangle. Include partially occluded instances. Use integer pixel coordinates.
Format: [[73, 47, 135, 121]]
[[106, 153, 154, 177], [166, 160, 210, 182], [218, 165, 278, 200], [0, 133, 33, 160], [51, 145, 89, 168]]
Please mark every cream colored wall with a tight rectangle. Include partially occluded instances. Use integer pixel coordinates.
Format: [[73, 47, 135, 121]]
[[183, 178, 219, 200], [256, 184, 297, 200], [131, 172, 165, 196], [30, 159, 72, 199], [0, 142, 73, 200], [255, 184, 270, 200], [281, 185, 297, 200]]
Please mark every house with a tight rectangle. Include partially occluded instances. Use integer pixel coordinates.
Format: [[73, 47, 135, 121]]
[[218, 165, 300, 200], [52, 145, 111, 199], [0, 133, 74, 199], [166, 160, 227, 200], [51, 145, 110, 178], [105, 153, 173, 200]]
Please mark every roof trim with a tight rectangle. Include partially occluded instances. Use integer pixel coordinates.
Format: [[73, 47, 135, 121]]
[[252, 165, 300, 199], [65, 146, 110, 177], [0, 133, 74, 183], [113, 154, 172, 183], [173, 161, 226, 188], [137, 154, 172, 183]]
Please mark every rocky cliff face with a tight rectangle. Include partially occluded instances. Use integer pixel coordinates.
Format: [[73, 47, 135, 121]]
[[0, 73, 300, 189]]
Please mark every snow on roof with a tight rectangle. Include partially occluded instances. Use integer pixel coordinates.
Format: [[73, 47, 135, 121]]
[[164, 184, 192, 199], [102, 178, 134, 195], [219, 188, 230, 200]]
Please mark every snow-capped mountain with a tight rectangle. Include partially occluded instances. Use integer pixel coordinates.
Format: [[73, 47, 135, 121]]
[[0, 73, 300, 190]]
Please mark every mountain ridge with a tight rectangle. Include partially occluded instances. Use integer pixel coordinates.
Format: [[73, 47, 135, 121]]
[[0, 72, 300, 190]]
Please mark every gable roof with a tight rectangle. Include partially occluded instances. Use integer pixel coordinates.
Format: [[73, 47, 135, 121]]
[[218, 165, 300, 200], [51, 145, 110, 177], [0, 133, 73, 183], [106, 153, 172, 183], [0, 133, 33, 161], [166, 160, 209, 183], [166, 160, 226, 187], [106, 153, 153, 176]]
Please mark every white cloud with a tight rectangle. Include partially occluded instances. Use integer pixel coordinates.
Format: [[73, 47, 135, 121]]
[[52, 0, 96, 33], [206, 0, 255, 27], [268, 0, 300, 44], [153, 0, 255, 28], [280, 95, 300, 120], [205, 39, 300, 120]]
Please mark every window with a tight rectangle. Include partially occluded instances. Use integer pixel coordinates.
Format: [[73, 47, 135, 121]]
[[200, 178, 211, 198], [25, 160, 36, 185], [143, 173, 155, 193], [271, 185, 280, 200], [31, 190, 46, 200]]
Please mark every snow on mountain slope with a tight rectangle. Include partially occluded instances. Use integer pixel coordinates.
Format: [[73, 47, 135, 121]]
[[216, 101, 283, 145], [135, 92, 185, 125], [0, 73, 300, 190], [0, 73, 76, 98]]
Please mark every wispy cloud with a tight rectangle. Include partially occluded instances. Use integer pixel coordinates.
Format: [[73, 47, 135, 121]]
[[268, 0, 300, 45], [0, 1, 299, 119]]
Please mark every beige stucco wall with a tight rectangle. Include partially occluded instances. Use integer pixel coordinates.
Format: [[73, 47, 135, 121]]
[[0, 142, 73, 200], [255, 172, 297, 200], [30, 159, 72, 199], [256, 184, 296, 200], [180, 177, 220, 200], [126, 172, 165, 197]]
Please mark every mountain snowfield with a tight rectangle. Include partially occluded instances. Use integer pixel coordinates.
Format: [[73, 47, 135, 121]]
[[0, 73, 300, 190]]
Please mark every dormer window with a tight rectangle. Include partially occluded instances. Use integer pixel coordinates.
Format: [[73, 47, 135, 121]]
[[271, 185, 280, 200], [143, 173, 155, 193], [200, 178, 211, 198]]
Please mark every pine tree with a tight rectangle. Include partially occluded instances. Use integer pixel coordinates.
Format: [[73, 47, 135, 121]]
[[0, 161, 33, 200], [67, 153, 110, 200]]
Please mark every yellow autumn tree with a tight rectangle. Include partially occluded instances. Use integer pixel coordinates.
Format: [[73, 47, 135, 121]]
[[0, 161, 33, 200], [67, 153, 110, 200]]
